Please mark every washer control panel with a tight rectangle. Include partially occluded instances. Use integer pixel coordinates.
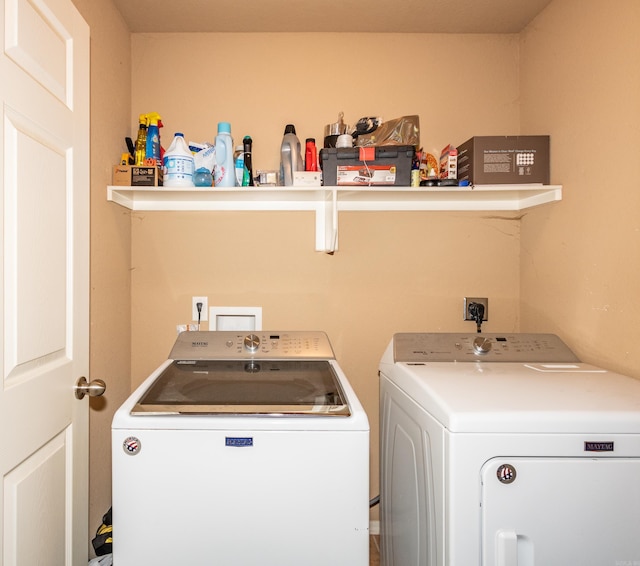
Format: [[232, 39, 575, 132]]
[[169, 330, 335, 360], [393, 333, 580, 363]]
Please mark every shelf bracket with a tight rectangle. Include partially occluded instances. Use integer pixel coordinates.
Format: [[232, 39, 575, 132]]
[[316, 189, 338, 253]]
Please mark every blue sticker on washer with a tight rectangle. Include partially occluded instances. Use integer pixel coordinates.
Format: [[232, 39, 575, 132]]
[[225, 437, 253, 447]]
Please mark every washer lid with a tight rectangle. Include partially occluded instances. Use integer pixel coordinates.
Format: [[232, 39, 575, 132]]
[[131, 359, 351, 416]]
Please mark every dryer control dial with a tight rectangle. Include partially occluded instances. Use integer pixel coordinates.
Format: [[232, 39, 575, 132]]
[[243, 334, 261, 352], [473, 336, 492, 354]]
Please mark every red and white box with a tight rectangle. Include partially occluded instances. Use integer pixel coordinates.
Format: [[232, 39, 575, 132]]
[[439, 144, 458, 179]]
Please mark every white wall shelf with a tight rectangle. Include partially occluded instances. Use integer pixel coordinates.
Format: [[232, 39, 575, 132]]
[[107, 184, 562, 253]]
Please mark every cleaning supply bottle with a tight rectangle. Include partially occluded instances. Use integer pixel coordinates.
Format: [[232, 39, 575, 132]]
[[194, 168, 213, 187], [214, 122, 235, 187], [242, 136, 254, 186], [145, 112, 162, 165], [134, 114, 148, 166], [234, 145, 245, 186], [163, 132, 195, 187], [280, 124, 303, 186], [305, 138, 317, 171]]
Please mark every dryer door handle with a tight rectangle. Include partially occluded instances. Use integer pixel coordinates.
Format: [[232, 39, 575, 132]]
[[496, 530, 517, 566]]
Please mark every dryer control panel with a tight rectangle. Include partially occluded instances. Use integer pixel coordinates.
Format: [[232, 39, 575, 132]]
[[393, 333, 580, 363], [169, 330, 336, 360]]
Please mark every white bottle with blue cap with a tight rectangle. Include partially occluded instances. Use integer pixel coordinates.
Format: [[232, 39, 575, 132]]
[[214, 122, 235, 187], [163, 132, 195, 187]]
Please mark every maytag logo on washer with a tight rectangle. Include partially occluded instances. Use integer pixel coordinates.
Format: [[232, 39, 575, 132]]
[[226, 437, 253, 447], [123, 436, 141, 455]]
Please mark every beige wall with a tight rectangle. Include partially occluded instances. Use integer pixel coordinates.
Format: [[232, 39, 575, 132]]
[[69, 0, 133, 545], [129, 32, 523, 523], [519, 0, 640, 375], [131, 33, 520, 172]]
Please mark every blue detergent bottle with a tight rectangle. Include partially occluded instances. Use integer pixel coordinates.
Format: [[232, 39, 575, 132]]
[[144, 112, 162, 164]]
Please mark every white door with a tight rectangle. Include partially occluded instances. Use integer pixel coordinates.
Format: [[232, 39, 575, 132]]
[[0, 0, 91, 564]]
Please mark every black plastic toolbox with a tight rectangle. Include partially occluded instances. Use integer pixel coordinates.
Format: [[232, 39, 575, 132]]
[[320, 145, 414, 186]]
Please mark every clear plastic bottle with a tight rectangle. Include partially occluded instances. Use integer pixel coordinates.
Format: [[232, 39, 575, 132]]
[[163, 133, 195, 187], [214, 122, 235, 187], [234, 145, 245, 186]]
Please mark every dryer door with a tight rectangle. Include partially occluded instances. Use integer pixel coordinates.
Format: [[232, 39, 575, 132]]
[[481, 457, 640, 566]]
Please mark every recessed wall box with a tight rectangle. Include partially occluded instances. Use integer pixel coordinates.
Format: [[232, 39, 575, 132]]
[[209, 306, 263, 331]]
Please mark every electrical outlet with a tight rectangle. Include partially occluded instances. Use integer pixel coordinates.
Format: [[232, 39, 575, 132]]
[[463, 297, 488, 321], [192, 296, 208, 322]]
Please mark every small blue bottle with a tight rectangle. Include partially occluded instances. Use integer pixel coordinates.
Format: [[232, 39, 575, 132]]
[[194, 167, 213, 187]]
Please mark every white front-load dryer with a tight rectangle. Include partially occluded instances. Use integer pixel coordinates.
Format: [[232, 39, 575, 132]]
[[379, 333, 640, 566], [112, 331, 369, 566]]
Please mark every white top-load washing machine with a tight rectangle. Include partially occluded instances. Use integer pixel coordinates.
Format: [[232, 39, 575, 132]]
[[379, 332, 640, 566], [112, 331, 369, 566]]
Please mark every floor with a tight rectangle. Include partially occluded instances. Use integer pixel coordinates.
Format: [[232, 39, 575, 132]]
[[370, 535, 380, 565]]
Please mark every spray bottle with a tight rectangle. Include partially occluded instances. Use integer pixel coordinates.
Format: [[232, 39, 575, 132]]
[[134, 114, 148, 166], [145, 112, 162, 165]]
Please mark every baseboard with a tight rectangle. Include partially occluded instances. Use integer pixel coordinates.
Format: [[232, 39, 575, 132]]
[[369, 520, 380, 535]]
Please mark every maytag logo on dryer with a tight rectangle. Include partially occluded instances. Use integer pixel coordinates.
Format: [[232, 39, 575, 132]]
[[191, 341, 208, 347], [584, 441, 614, 452]]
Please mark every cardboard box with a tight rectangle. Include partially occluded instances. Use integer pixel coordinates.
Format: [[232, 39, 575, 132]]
[[293, 171, 322, 187], [456, 136, 550, 185], [320, 146, 414, 186], [112, 165, 163, 187], [439, 144, 458, 179]]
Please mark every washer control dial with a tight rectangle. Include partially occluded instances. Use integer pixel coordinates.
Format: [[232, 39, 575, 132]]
[[473, 336, 492, 354], [243, 334, 261, 352]]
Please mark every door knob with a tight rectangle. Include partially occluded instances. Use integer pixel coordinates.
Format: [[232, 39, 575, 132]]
[[74, 376, 106, 399]]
